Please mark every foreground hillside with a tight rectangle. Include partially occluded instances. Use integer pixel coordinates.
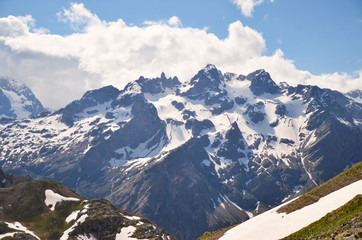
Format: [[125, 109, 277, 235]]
[[1, 65, 361, 239], [212, 161, 362, 240], [283, 195, 361, 239], [0, 169, 174, 240]]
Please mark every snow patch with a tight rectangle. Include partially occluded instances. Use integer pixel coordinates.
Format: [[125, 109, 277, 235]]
[[221, 180, 362, 240], [123, 214, 141, 221], [76, 233, 97, 240], [115, 226, 139, 240], [61, 206, 89, 240], [44, 189, 79, 211], [66, 210, 81, 223], [1, 222, 40, 239]]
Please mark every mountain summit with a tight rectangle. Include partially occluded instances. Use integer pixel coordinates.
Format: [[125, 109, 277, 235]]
[[0, 65, 361, 239], [0, 76, 44, 120]]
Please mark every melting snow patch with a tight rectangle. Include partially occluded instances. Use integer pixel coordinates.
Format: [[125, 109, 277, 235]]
[[122, 214, 141, 221], [61, 206, 89, 240], [1, 222, 40, 239], [76, 233, 97, 240], [221, 180, 362, 240], [44, 189, 80, 211], [115, 226, 139, 240], [66, 210, 81, 223]]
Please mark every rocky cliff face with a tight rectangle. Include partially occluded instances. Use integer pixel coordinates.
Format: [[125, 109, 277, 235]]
[[0, 65, 361, 239]]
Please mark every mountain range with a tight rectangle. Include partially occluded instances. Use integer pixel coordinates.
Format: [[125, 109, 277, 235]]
[[0, 65, 361, 239]]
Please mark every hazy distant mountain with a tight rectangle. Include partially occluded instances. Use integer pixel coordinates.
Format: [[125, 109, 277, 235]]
[[0, 65, 361, 239], [0, 76, 44, 121]]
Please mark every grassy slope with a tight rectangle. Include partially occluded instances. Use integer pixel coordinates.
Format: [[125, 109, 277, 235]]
[[198, 161, 362, 240], [0, 180, 85, 239], [277, 161, 362, 214], [282, 195, 362, 239], [196, 225, 235, 240]]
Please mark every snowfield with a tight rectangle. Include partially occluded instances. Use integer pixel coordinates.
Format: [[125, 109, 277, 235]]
[[220, 179, 362, 240]]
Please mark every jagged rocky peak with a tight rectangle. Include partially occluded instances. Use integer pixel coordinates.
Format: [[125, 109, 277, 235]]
[[224, 72, 246, 81], [247, 69, 281, 96], [82, 85, 120, 103], [135, 72, 181, 94], [180, 64, 230, 106], [59, 85, 120, 125], [188, 64, 224, 90], [0, 76, 44, 120]]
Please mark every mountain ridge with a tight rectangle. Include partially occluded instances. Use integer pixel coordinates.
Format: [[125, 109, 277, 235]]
[[0, 76, 44, 120], [0, 64, 361, 239], [0, 168, 174, 240]]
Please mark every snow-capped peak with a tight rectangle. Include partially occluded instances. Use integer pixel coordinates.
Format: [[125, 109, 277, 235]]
[[0, 76, 44, 120]]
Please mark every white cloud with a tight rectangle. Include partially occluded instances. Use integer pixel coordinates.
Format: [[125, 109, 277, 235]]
[[232, 0, 274, 17], [0, 15, 32, 37], [0, 3, 360, 110], [57, 2, 103, 31], [168, 16, 182, 28], [232, 0, 264, 17]]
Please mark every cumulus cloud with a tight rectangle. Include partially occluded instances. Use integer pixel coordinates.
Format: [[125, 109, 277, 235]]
[[0, 15, 33, 37], [57, 2, 102, 31], [0, 3, 360, 109], [233, 0, 274, 17], [168, 16, 182, 28]]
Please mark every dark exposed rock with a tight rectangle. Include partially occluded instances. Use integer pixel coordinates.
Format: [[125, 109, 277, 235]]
[[182, 109, 196, 120], [280, 138, 295, 145], [211, 99, 234, 115], [244, 102, 265, 124], [275, 103, 287, 116], [185, 119, 214, 136], [59, 85, 120, 125], [171, 100, 185, 111], [135, 73, 181, 95], [247, 69, 281, 96], [235, 97, 247, 105]]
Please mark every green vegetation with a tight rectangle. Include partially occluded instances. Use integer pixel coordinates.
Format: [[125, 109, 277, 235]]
[[0, 180, 85, 240], [25, 201, 85, 239], [282, 195, 362, 239], [196, 225, 235, 240], [278, 161, 362, 214]]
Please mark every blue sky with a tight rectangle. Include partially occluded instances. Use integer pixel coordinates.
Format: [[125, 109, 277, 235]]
[[0, 0, 361, 108]]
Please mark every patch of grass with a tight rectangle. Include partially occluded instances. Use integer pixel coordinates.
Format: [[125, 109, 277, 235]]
[[196, 225, 235, 240], [282, 195, 362, 240], [0, 180, 86, 240], [278, 161, 362, 214], [24, 201, 85, 240]]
